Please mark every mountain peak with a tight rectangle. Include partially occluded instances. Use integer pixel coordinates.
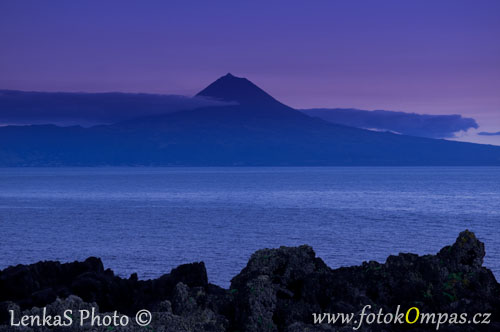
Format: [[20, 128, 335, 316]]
[[196, 73, 285, 107]]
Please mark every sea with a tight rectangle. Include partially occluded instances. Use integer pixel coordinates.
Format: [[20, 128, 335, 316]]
[[0, 167, 499, 287]]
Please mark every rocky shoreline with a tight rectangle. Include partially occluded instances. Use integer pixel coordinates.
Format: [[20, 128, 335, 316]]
[[1, 230, 499, 331]]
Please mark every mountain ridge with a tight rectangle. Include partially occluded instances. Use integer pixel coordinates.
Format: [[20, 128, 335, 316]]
[[1, 74, 500, 166], [0, 87, 484, 140]]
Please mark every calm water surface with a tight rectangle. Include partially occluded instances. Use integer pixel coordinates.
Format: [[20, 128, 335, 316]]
[[0, 167, 499, 286]]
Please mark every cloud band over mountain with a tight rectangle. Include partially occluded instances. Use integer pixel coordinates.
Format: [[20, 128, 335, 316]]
[[0, 90, 230, 126], [0, 89, 479, 139], [301, 109, 479, 139]]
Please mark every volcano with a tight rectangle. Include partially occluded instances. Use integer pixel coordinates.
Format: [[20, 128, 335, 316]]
[[1, 74, 500, 166], [196, 73, 286, 107]]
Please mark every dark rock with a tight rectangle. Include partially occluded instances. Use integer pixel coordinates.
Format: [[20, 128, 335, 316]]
[[0, 230, 498, 331], [438, 230, 485, 268], [227, 231, 499, 331], [0, 258, 215, 317], [170, 262, 209, 288]]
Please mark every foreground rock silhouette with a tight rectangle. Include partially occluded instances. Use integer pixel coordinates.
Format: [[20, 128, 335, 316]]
[[0, 230, 499, 331]]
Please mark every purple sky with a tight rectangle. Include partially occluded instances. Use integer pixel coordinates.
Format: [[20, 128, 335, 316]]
[[1, 0, 499, 144]]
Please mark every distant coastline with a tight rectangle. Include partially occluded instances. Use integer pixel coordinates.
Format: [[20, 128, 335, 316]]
[[2, 74, 500, 167]]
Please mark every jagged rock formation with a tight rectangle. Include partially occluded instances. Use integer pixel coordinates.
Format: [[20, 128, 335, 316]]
[[1, 230, 499, 331]]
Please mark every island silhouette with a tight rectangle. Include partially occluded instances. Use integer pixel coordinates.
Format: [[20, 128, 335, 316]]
[[1, 73, 500, 166]]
